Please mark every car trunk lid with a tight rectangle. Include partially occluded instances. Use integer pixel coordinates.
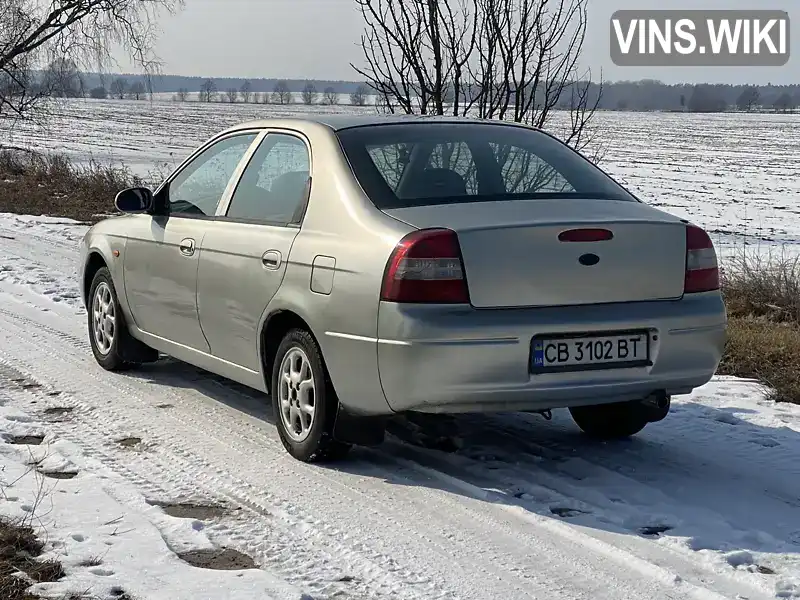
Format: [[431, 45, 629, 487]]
[[382, 199, 688, 308]]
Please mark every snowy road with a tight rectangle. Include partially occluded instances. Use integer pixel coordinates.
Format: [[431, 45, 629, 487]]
[[1, 212, 799, 600]]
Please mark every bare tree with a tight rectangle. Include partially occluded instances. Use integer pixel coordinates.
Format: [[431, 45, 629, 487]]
[[271, 80, 292, 104], [736, 86, 760, 112], [43, 58, 84, 97], [774, 92, 794, 113], [199, 78, 217, 102], [239, 80, 252, 103], [175, 87, 189, 101], [225, 87, 238, 103], [322, 86, 339, 105], [110, 77, 128, 99], [0, 0, 183, 121], [301, 82, 318, 105], [351, 0, 601, 154], [128, 81, 146, 100], [350, 84, 369, 106], [89, 85, 107, 99]]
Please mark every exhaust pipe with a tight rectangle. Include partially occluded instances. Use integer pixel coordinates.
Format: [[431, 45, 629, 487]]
[[640, 391, 670, 423]]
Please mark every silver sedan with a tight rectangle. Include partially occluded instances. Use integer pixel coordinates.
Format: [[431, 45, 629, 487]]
[[78, 115, 727, 462]]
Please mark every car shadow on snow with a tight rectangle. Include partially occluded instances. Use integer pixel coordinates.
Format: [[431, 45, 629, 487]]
[[127, 360, 800, 575]]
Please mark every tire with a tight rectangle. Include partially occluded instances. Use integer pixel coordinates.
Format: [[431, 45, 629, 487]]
[[271, 328, 351, 462], [87, 267, 157, 371], [569, 400, 650, 439]]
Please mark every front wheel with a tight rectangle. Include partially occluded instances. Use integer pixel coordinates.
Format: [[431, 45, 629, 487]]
[[271, 329, 351, 462], [569, 400, 650, 439], [87, 267, 157, 371]]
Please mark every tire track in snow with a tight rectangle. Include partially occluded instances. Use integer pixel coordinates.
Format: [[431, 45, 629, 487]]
[[0, 365, 400, 600], [0, 300, 748, 600], [0, 297, 775, 600], [0, 304, 612, 600], [369, 439, 782, 600], [0, 320, 461, 600], [0, 218, 84, 309]]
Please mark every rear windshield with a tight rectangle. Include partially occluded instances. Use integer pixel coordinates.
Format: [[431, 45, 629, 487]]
[[335, 122, 637, 210]]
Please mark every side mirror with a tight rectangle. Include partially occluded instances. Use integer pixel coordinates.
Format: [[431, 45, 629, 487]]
[[115, 187, 153, 213]]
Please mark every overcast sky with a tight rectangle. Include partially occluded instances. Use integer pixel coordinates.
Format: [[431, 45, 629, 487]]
[[124, 0, 797, 85]]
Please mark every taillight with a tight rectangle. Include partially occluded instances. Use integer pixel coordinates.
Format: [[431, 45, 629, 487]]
[[684, 224, 719, 293], [381, 228, 470, 304]]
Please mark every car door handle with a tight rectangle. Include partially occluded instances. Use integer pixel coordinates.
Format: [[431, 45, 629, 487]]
[[179, 238, 196, 256], [261, 250, 282, 270]]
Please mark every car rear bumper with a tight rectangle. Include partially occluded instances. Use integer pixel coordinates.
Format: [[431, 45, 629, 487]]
[[375, 293, 727, 413]]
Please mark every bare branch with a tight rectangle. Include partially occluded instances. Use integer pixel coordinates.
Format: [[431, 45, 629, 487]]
[[351, 0, 602, 158], [1, 0, 182, 121]]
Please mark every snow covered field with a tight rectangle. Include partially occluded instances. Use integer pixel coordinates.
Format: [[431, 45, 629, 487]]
[[1, 213, 800, 599], [1, 98, 799, 254], [1, 100, 800, 599]]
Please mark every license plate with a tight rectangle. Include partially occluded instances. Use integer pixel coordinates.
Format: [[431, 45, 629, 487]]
[[531, 330, 650, 372]]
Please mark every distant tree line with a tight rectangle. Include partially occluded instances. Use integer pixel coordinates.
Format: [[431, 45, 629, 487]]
[[20, 66, 800, 114], [189, 78, 371, 106], [72, 72, 798, 114], [599, 80, 798, 114], [77, 72, 373, 97]]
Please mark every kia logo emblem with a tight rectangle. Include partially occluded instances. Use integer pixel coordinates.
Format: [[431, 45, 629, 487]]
[[579, 253, 600, 266]]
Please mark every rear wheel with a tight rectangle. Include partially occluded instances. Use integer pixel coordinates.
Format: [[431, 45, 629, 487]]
[[271, 328, 351, 462], [569, 400, 650, 439], [88, 267, 157, 371]]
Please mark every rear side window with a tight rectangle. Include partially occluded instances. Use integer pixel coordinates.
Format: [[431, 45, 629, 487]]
[[336, 123, 635, 209], [226, 133, 311, 225]]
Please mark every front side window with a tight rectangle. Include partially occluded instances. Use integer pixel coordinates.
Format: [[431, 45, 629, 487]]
[[226, 133, 311, 224], [336, 123, 635, 209], [168, 133, 259, 217]]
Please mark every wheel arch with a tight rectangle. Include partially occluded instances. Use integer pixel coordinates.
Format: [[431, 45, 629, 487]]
[[258, 306, 389, 448], [259, 309, 323, 395], [82, 250, 110, 307], [82, 235, 134, 328]]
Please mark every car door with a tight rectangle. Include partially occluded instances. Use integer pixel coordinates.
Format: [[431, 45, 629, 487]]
[[123, 131, 260, 351], [196, 131, 312, 371]]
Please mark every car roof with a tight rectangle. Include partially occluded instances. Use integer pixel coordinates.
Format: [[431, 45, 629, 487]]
[[222, 113, 536, 134]]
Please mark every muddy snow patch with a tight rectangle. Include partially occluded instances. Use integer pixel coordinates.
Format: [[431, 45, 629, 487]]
[[8, 375, 42, 390], [116, 436, 142, 448], [147, 500, 227, 521], [550, 506, 588, 518], [177, 548, 257, 570], [639, 524, 674, 537], [39, 470, 78, 480], [5, 433, 44, 445], [757, 565, 777, 575], [43, 406, 74, 420]]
